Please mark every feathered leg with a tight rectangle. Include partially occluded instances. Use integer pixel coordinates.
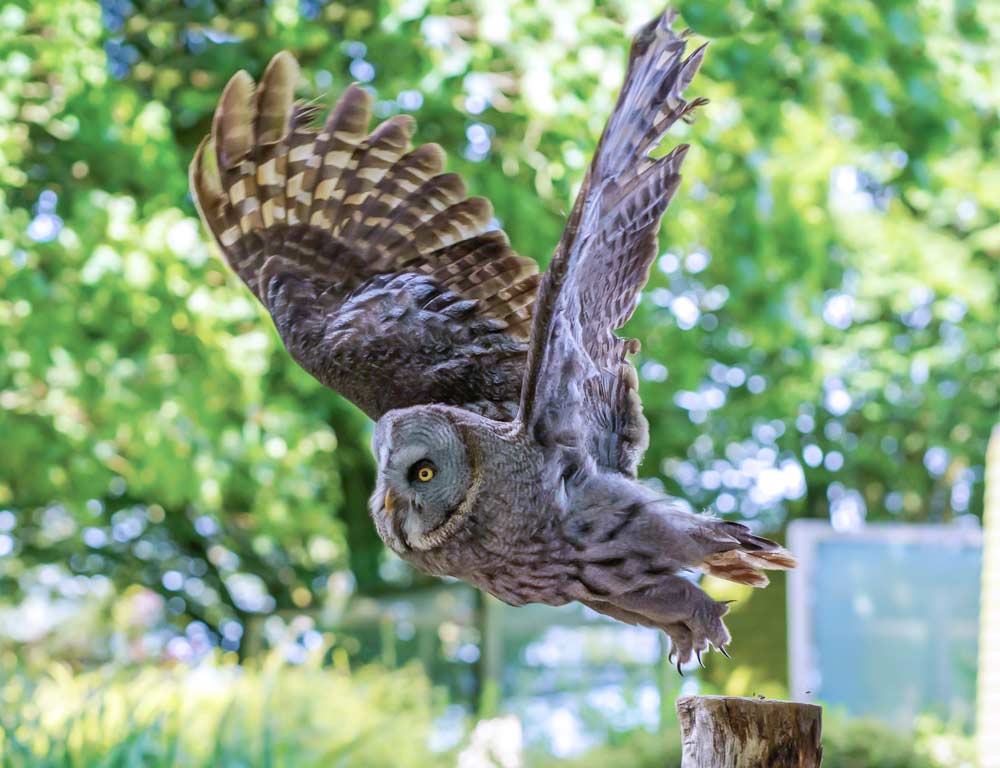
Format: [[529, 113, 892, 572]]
[[567, 473, 793, 667], [583, 589, 717, 670], [613, 575, 731, 664]]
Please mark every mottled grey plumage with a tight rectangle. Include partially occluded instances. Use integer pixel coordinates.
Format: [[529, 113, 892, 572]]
[[191, 7, 796, 670]]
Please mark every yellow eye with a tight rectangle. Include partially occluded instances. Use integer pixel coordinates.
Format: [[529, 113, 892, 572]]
[[409, 460, 437, 484], [416, 466, 435, 482]]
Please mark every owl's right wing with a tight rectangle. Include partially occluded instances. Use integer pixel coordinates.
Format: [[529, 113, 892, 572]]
[[518, 9, 706, 475], [190, 53, 538, 422]]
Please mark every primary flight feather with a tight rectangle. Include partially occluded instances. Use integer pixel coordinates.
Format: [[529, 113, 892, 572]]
[[190, 7, 795, 670]]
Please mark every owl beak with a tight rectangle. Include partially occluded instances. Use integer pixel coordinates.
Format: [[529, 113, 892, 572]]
[[384, 489, 395, 517], [383, 490, 411, 551]]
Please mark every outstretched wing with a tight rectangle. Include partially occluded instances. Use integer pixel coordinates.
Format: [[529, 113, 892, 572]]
[[191, 53, 539, 421], [519, 9, 706, 475]]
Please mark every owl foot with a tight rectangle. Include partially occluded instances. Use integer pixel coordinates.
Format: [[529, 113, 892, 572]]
[[583, 577, 734, 673], [689, 597, 732, 652], [607, 575, 733, 671], [663, 597, 732, 670]]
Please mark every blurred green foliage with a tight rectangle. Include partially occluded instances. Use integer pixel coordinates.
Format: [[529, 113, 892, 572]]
[[0, 654, 444, 767], [0, 648, 977, 768], [0, 0, 997, 671], [0, 649, 977, 768]]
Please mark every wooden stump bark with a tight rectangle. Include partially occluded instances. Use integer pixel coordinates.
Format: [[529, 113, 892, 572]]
[[676, 695, 822, 767]]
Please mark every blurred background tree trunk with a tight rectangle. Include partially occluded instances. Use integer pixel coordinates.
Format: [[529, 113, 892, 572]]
[[475, 591, 503, 718], [335, 421, 383, 593]]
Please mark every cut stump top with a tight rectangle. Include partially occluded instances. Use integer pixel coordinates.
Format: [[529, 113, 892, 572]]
[[676, 695, 822, 768]]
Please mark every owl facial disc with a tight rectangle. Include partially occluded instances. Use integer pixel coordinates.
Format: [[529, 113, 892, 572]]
[[370, 408, 473, 552]]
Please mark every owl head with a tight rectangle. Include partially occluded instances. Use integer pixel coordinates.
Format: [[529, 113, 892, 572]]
[[369, 406, 476, 553]]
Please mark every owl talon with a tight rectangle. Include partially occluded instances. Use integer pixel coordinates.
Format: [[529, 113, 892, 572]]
[[696, 649, 705, 668], [683, 600, 732, 657], [676, 657, 684, 676], [720, 645, 731, 659]]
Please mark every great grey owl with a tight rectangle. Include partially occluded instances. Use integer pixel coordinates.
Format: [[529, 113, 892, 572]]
[[191, 7, 795, 670]]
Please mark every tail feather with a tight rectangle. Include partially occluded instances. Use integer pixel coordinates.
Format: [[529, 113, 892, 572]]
[[700, 521, 797, 588]]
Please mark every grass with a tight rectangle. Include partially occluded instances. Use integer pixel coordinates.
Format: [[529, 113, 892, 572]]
[[0, 652, 977, 767], [0, 651, 446, 767]]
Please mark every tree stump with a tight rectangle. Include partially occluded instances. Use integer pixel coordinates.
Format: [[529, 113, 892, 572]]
[[676, 695, 822, 768]]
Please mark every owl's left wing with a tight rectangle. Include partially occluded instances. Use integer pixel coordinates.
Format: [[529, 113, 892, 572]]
[[190, 53, 539, 421], [519, 9, 706, 475]]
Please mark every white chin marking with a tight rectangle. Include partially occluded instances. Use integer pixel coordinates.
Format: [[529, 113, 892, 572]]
[[403, 514, 425, 550]]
